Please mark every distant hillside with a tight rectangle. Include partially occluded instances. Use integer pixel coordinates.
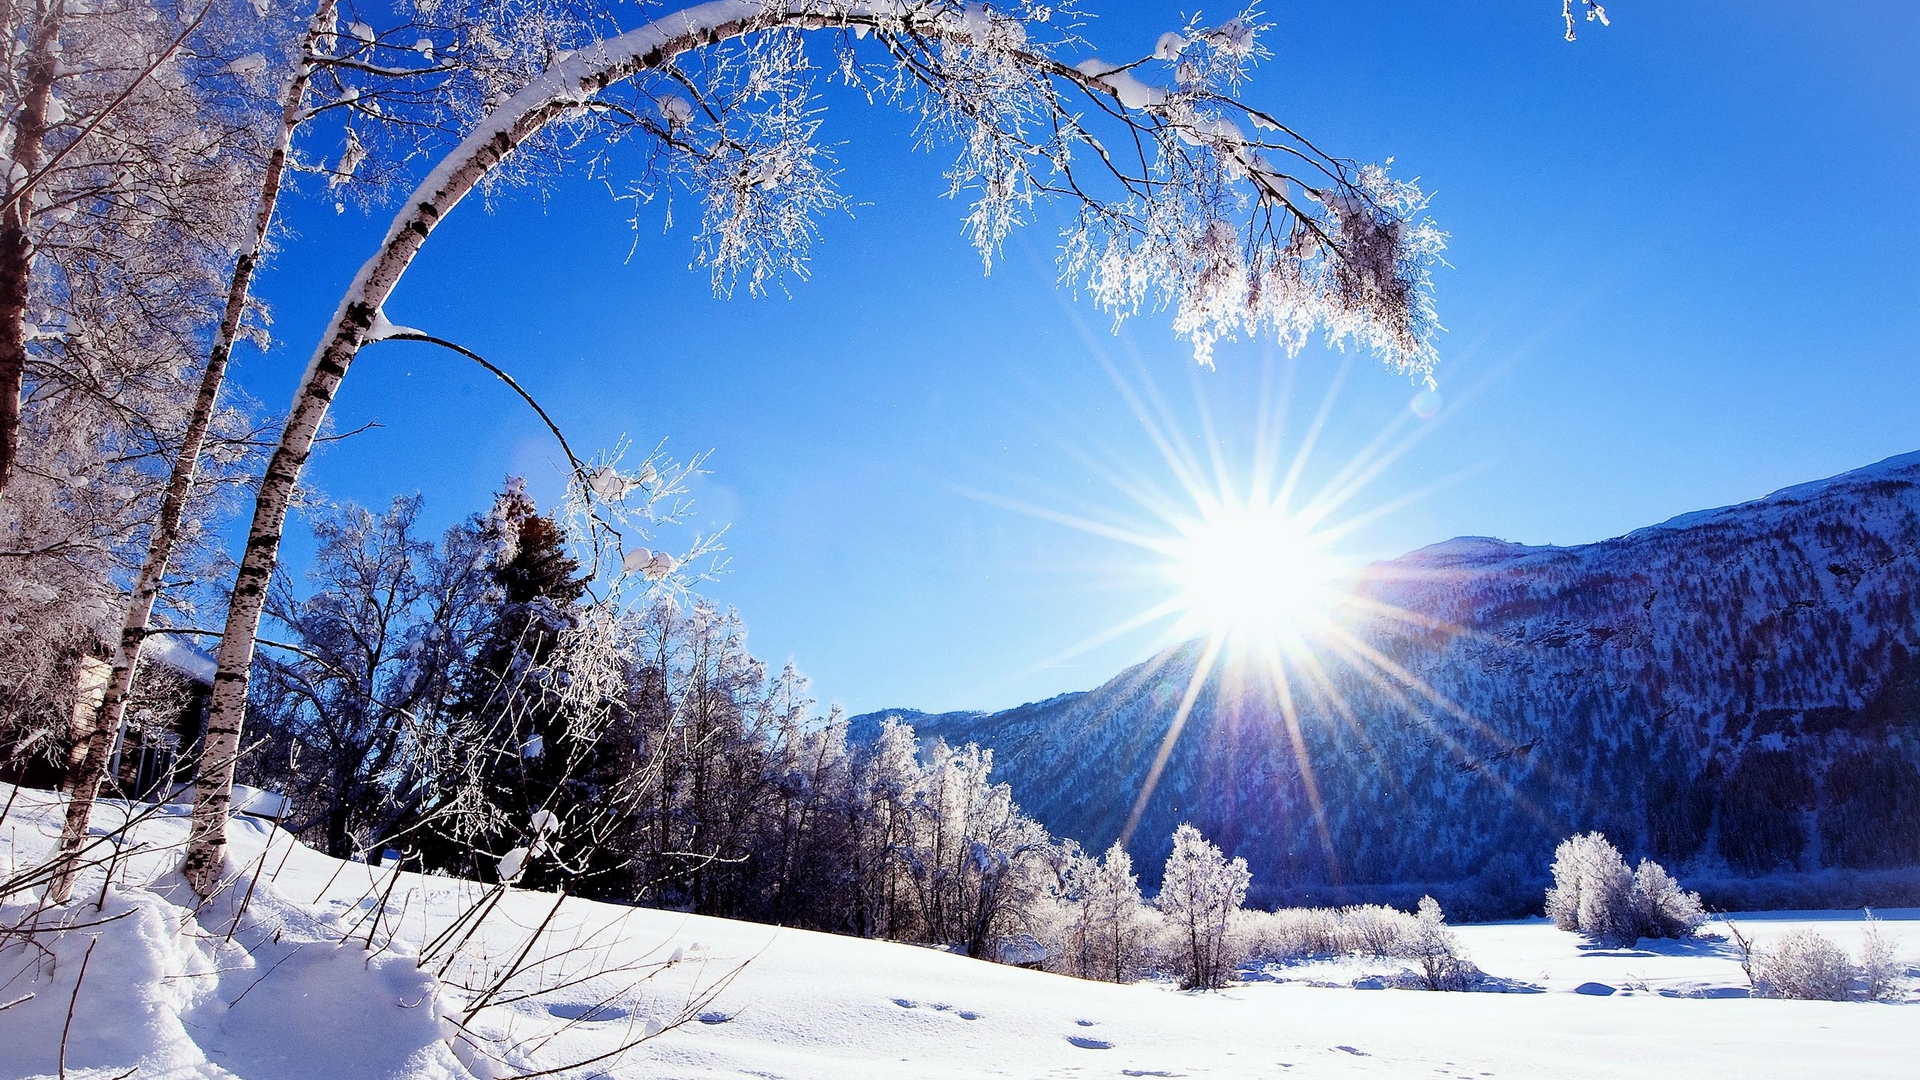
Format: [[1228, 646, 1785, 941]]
[[852, 452, 1920, 911]]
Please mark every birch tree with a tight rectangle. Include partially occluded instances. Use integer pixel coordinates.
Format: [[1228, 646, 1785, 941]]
[[45, 0, 597, 900], [180, 0, 1458, 895], [0, 0, 241, 501], [44, 0, 323, 903], [0, 0, 265, 788]]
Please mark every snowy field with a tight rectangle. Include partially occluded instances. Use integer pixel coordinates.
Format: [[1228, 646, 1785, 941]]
[[2, 786, 1915, 1080]]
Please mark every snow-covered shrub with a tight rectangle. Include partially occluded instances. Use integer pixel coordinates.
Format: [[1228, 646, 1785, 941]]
[[1235, 903, 1422, 965], [1234, 906, 1337, 962], [1341, 904, 1418, 957], [1755, 930, 1856, 1001], [1546, 831, 1632, 938], [1858, 910, 1905, 1003], [1749, 912, 1909, 1002], [1546, 832, 1704, 946], [1628, 859, 1708, 939], [1395, 896, 1481, 992], [1157, 824, 1250, 990]]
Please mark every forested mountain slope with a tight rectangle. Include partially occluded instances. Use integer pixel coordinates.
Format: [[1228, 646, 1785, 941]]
[[854, 452, 1920, 909]]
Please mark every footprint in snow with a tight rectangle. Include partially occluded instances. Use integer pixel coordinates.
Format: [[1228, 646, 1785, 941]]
[[1333, 1046, 1369, 1056], [1075, 1019, 1097, 1027], [957, 1010, 979, 1021], [696, 1011, 733, 1025], [1067, 1035, 1114, 1050], [891, 998, 916, 1009]]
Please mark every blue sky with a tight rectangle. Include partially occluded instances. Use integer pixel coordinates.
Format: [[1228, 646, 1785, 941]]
[[236, 0, 1920, 716]]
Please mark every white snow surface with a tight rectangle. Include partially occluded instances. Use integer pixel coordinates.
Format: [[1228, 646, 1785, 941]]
[[2, 785, 1915, 1080], [142, 632, 219, 685]]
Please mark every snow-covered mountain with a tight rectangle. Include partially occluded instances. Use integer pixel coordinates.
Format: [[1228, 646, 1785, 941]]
[[853, 452, 1920, 909]]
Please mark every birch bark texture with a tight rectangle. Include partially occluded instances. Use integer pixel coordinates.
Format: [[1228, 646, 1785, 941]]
[[0, 0, 60, 501]]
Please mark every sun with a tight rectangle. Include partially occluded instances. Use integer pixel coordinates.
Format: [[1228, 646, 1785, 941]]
[[1164, 498, 1339, 647]]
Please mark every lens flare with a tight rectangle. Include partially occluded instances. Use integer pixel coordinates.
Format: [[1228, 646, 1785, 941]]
[[1164, 498, 1338, 648], [966, 348, 1530, 861]]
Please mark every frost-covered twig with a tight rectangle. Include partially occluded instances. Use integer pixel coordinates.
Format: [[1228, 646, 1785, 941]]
[[1563, 0, 1610, 42]]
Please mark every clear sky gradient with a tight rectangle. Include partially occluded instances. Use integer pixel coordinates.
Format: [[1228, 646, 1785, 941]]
[[236, 0, 1920, 716]]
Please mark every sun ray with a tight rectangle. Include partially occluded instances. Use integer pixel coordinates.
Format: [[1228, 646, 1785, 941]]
[[1004, 596, 1191, 685], [952, 485, 1177, 554], [1120, 633, 1225, 847], [1321, 623, 1517, 750], [1274, 356, 1354, 517], [1336, 591, 1505, 649], [1247, 347, 1292, 506], [1307, 626, 1564, 833], [1287, 640, 1407, 801], [1313, 463, 1491, 547], [1259, 641, 1340, 882], [1091, 351, 1217, 514]]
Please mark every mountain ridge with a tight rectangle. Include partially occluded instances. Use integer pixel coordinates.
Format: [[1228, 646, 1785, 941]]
[[850, 450, 1920, 910]]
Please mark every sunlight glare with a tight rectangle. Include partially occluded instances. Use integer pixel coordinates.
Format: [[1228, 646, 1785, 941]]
[[1165, 499, 1338, 647]]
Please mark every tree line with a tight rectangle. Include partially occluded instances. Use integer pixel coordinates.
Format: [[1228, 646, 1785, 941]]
[[222, 482, 1265, 986]]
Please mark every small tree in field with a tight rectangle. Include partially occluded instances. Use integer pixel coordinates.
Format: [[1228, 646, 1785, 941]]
[[1054, 840, 1151, 982], [1857, 910, 1905, 1003], [1397, 895, 1478, 991], [1086, 842, 1150, 982], [1157, 822, 1248, 990]]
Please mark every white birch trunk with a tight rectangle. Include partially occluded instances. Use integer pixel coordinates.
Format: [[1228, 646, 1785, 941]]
[[0, 0, 61, 502], [182, 0, 941, 895], [46, 0, 340, 904]]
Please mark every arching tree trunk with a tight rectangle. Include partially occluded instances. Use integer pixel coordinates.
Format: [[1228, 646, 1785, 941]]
[[46, 0, 340, 904], [183, 0, 928, 896], [177, 0, 1354, 895], [0, 0, 61, 501]]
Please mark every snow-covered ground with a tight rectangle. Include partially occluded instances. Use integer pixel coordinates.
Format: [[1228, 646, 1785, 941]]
[[2, 786, 1915, 1080]]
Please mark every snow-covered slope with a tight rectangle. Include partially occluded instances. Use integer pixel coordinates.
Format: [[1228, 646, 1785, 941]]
[[2, 786, 1915, 1080], [853, 451, 1920, 908]]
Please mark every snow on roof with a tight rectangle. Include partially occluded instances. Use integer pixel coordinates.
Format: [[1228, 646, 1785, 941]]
[[142, 633, 217, 686]]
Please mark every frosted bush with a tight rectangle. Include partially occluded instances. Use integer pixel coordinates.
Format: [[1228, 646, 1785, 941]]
[[1234, 903, 1422, 965], [1394, 896, 1481, 992], [1755, 930, 1855, 1001], [1340, 904, 1417, 957], [1859, 910, 1906, 1003], [1546, 832, 1703, 946], [1235, 907, 1338, 962], [1629, 859, 1707, 940]]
